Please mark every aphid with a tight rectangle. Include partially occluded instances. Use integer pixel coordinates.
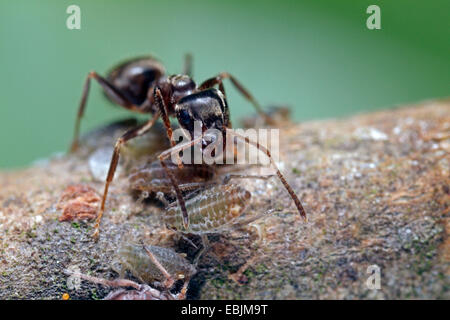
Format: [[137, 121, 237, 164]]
[[128, 159, 270, 204], [161, 183, 276, 265], [116, 242, 196, 285], [128, 159, 216, 197], [162, 184, 252, 234], [65, 243, 196, 300]]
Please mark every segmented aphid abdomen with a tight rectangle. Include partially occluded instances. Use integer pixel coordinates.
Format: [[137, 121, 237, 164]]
[[163, 184, 251, 234], [117, 243, 196, 284], [129, 161, 215, 194]]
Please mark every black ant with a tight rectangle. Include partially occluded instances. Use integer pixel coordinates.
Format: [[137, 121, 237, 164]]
[[70, 54, 267, 152], [67, 54, 306, 238]]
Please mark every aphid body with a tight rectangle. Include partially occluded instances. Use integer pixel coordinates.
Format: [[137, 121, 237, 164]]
[[129, 160, 215, 195], [163, 184, 251, 234], [116, 243, 196, 284], [65, 243, 195, 300]]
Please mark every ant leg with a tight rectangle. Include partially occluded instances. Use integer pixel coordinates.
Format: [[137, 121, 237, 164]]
[[218, 82, 231, 127], [70, 71, 148, 152], [154, 88, 176, 147], [156, 181, 211, 208], [158, 135, 205, 229], [154, 88, 183, 168], [226, 128, 307, 220], [141, 242, 175, 289], [168, 182, 212, 201], [93, 112, 161, 239], [183, 53, 193, 77], [198, 72, 269, 121]]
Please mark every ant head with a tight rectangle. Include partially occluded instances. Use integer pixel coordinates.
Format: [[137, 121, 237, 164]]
[[169, 74, 196, 104], [175, 88, 227, 137]]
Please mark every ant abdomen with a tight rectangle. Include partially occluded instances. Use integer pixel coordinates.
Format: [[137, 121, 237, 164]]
[[163, 184, 252, 234], [106, 56, 165, 106]]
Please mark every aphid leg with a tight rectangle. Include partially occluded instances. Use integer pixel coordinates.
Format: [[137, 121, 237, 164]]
[[222, 173, 275, 185], [172, 230, 199, 249], [228, 255, 259, 285], [226, 128, 307, 220], [155, 192, 169, 206], [138, 191, 151, 203], [198, 72, 269, 121], [141, 242, 175, 289], [249, 222, 264, 243], [158, 135, 205, 229], [93, 112, 161, 239], [229, 209, 277, 248], [70, 71, 148, 152], [234, 209, 277, 228], [183, 53, 193, 77], [154, 87, 183, 168], [177, 277, 190, 300], [193, 235, 210, 266], [193, 235, 222, 264]]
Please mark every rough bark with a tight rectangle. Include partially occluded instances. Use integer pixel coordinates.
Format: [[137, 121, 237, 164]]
[[0, 100, 448, 299]]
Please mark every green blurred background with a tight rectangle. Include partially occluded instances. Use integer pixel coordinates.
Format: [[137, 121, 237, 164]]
[[0, 0, 449, 168]]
